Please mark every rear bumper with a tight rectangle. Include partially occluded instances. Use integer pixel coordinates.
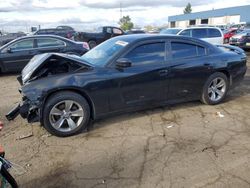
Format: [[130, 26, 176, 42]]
[[231, 66, 247, 88]]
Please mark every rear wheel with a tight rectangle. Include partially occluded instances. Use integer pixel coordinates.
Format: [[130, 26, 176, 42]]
[[88, 40, 97, 49], [43, 91, 90, 137], [201, 72, 229, 105]]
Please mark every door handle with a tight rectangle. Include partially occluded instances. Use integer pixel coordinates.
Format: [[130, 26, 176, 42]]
[[158, 69, 169, 76]]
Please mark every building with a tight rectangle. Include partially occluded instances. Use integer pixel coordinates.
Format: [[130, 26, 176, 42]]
[[168, 5, 250, 28]]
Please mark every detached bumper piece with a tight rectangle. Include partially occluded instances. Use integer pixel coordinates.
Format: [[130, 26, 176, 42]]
[[6, 100, 39, 123], [6, 104, 20, 121]]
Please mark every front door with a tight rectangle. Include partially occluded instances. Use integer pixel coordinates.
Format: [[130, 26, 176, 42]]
[[1, 39, 35, 72], [109, 41, 170, 111]]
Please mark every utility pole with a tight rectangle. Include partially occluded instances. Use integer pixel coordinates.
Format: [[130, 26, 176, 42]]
[[120, 2, 122, 20]]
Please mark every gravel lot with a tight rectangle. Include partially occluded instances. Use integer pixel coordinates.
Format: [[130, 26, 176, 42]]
[[1, 52, 250, 188]]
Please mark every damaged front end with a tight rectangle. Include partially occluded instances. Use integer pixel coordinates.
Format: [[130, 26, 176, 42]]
[[6, 53, 92, 123], [6, 88, 44, 123]]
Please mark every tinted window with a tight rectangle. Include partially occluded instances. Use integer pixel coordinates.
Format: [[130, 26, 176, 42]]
[[106, 27, 112, 34], [37, 38, 65, 47], [208, 28, 222, 37], [192, 29, 208, 38], [10, 39, 33, 51], [171, 42, 205, 59], [179, 29, 191, 36], [124, 43, 165, 65]]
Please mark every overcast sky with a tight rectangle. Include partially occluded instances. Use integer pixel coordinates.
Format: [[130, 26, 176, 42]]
[[0, 0, 250, 32]]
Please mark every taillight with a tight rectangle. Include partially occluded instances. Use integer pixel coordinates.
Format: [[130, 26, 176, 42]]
[[82, 42, 90, 50]]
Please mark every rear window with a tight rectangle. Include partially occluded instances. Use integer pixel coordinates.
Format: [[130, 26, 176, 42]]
[[171, 42, 206, 59], [192, 29, 208, 38], [179, 29, 191, 36], [208, 28, 222, 37]]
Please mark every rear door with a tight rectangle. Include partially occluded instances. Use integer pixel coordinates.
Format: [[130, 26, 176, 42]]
[[0, 38, 35, 72], [207, 28, 223, 44], [35, 37, 66, 54], [109, 40, 171, 110], [167, 40, 212, 102]]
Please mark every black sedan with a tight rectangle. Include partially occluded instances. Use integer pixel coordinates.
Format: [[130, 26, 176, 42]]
[[6, 35, 247, 137], [0, 35, 89, 73]]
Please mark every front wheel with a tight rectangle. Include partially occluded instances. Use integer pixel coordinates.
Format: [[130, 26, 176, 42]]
[[201, 72, 229, 105], [43, 91, 90, 137]]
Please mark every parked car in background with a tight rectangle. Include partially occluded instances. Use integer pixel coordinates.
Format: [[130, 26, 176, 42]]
[[126, 29, 145, 34], [229, 29, 250, 49], [177, 27, 224, 44], [76, 26, 124, 49], [0, 32, 26, 46], [0, 35, 89, 73], [6, 35, 247, 137], [160, 28, 182, 35], [223, 28, 242, 43], [34, 27, 77, 40]]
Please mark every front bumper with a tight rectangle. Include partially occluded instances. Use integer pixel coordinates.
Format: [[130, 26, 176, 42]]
[[6, 99, 40, 123]]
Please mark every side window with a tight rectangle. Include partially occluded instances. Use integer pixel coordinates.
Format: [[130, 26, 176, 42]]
[[113, 28, 123, 35], [208, 29, 222, 38], [179, 29, 191, 36], [106, 27, 112, 34], [171, 42, 206, 59], [37, 38, 65, 48], [123, 42, 165, 65], [192, 29, 208, 38], [10, 39, 34, 51]]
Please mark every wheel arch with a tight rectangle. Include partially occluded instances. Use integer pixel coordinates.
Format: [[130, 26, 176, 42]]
[[217, 69, 232, 85], [41, 88, 96, 122]]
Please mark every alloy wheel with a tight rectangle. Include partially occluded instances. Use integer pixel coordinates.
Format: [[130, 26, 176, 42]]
[[49, 100, 85, 133], [208, 77, 226, 102]]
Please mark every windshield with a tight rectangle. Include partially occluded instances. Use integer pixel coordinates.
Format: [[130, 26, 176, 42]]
[[160, 29, 181, 35], [80, 37, 129, 67]]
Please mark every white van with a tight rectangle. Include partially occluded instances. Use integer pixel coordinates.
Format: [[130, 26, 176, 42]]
[[176, 27, 224, 45]]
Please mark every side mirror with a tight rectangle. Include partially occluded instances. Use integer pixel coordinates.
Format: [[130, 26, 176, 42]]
[[6, 48, 12, 53], [116, 58, 132, 68]]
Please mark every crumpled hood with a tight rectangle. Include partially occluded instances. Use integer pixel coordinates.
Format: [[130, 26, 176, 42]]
[[21, 53, 92, 85]]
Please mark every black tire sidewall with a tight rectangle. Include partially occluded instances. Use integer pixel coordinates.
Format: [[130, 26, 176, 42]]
[[88, 40, 97, 49], [202, 72, 229, 105], [43, 91, 90, 137]]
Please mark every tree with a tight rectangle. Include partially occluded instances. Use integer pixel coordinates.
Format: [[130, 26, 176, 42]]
[[183, 3, 192, 14], [119, 15, 134, 31]]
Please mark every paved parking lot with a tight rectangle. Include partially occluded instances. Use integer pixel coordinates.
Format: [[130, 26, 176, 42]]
[[1, 52, 250, 188]]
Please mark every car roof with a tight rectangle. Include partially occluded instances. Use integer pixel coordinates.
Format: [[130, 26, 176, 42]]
[[13, 35, 73, 42], [183, 27, 221, 30], [113, 34, 215, 47], [0, 35, 74, 49]]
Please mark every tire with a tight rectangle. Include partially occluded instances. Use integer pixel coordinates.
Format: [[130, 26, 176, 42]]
[[88, 40, 97, 49], [224, 38, 229, 44], [43, 91, 90, 137], [201, 72, 229, 105]]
